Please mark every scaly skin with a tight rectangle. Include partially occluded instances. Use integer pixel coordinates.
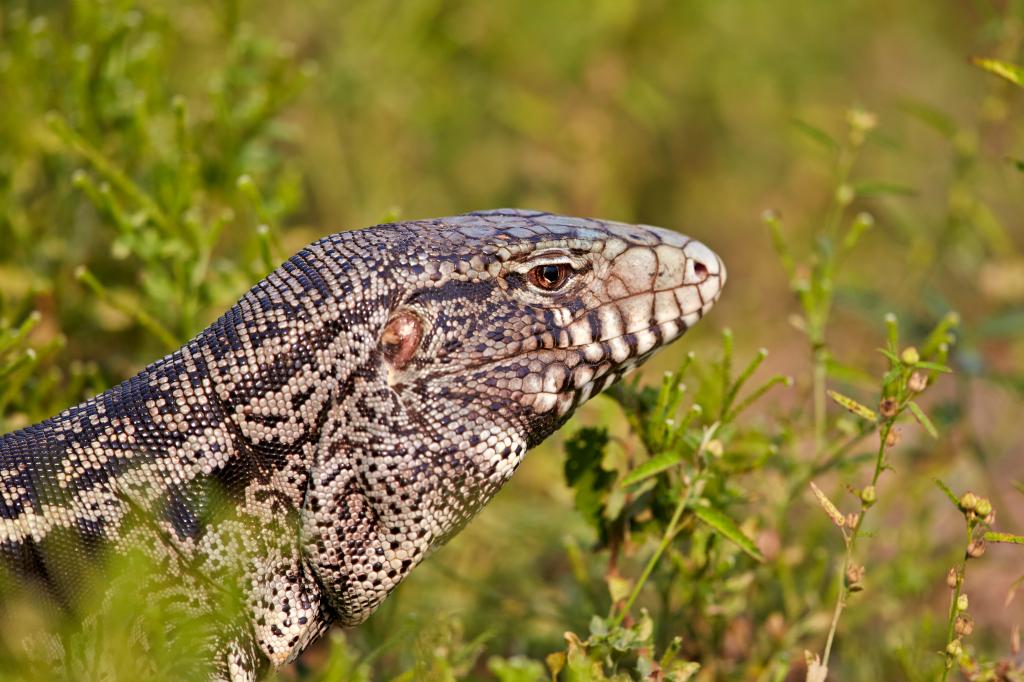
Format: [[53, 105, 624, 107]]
[[0, 209, 725, 679]]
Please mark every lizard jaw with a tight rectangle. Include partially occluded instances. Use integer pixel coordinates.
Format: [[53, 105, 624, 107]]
[[519, 237, 726, 418]]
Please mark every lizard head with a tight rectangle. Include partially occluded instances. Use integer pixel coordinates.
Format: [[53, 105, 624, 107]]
[[376, 209, 726, 452], [303, 209, 726, 623]]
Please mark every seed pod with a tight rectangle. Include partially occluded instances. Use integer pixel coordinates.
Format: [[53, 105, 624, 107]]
[[845, 563, 865, 587], [967, 538, 986, 559], [879, 398, 899, 418]]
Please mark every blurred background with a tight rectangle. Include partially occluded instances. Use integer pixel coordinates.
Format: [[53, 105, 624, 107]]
[[1, 0, 1023, 680]]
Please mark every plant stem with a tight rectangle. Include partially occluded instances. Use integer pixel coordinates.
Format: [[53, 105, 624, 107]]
[[819, 419, 892, 669], [821, 554, 847, 666], [810, 127, 863, 462], [612, 424, 717, 627], [940, 518, 974, 682], [813, 345, 828, 459], [612, 480, 695, 628]]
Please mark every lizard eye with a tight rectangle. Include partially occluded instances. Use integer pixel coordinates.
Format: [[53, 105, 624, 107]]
[[527, 263, 571, 291]]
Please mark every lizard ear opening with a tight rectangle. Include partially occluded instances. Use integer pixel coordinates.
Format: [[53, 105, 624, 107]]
[[380, 310, 423, 371]]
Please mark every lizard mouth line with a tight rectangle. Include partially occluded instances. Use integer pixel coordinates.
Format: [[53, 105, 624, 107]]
[[441, 307, 705, 384]]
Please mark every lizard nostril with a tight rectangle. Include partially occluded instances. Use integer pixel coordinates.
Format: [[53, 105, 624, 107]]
[[692, 259, 709, 282]]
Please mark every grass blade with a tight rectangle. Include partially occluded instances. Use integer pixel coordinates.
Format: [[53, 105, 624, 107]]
[[621, 451, 685, 487], [934, 479, 960, 507], [827, 390, 878, 422], [985, 532, 1024, 545], [907, 401, 938, 438], [693, 504, 764, 562], [971, 56, 1024, 87]]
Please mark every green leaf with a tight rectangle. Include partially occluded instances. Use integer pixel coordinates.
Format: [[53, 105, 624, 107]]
[[913, 361, 952, 373], [827, 389, 878, 421], [984, 531, 1024, 545], [692, 504, 764, 562], [605, 574, 633, 603], [853, 180, 916, 197], [563, 427, 614, 534], [971, 56, 1024, 87], [791, 118, 839, 155], [898, 98, 958, 139], [589, 615, 609, 637], [934, 478, 960, 507], [621, 451, 685, 487], [544, 652, 566, 680], [564, 427, 610, 486], [877, 348, 902, 365], [907, 401, 938, 438], [488, 656, 548, 682]]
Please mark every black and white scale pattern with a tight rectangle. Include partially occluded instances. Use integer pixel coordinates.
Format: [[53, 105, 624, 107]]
[[0, 209, 725, 679]]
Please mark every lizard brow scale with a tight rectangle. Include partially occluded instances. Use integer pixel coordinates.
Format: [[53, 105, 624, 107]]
[[0, 209, 725, 679]]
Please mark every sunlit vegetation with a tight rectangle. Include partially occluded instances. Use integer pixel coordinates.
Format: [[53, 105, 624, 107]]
[[1, 1, 1023, 680]]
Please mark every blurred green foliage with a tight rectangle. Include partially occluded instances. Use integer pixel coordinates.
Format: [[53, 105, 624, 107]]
[[1, 0, 1024, 680]]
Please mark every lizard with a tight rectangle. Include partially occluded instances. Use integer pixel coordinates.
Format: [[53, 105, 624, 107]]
[[0, 208, 725, 680]]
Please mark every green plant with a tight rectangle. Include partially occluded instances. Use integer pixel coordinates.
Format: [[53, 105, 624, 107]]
[[805, 315, 956, 679], [931, 482, 1024, 681], [2, 1, 1024, 680]]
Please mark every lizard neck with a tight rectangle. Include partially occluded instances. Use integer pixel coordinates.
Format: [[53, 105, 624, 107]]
[[0, 234, 395, 571]]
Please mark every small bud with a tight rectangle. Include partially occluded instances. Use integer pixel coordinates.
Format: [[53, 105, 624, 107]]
[[946, 639, 962, 657], [900, 347, 920, 365], [956, 593, 969, 612], [908, 372, 928, 392], [959, 492, 979, 513], [967, 538, 987, 558], [836, 183, 855, 206], [1012, 624, 1020, 656], [847, 108, 878, 133], [845, 512, 861, 529], [946, 567, 959, 589], [975, 498, 993, 517], [860, 485, 877, 506], [845, 563, 865, 588], [954, 615, 974, 637], [706, 439, 724, 458], [879, 398, 899, 418], [885, 427, 901, 448]]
